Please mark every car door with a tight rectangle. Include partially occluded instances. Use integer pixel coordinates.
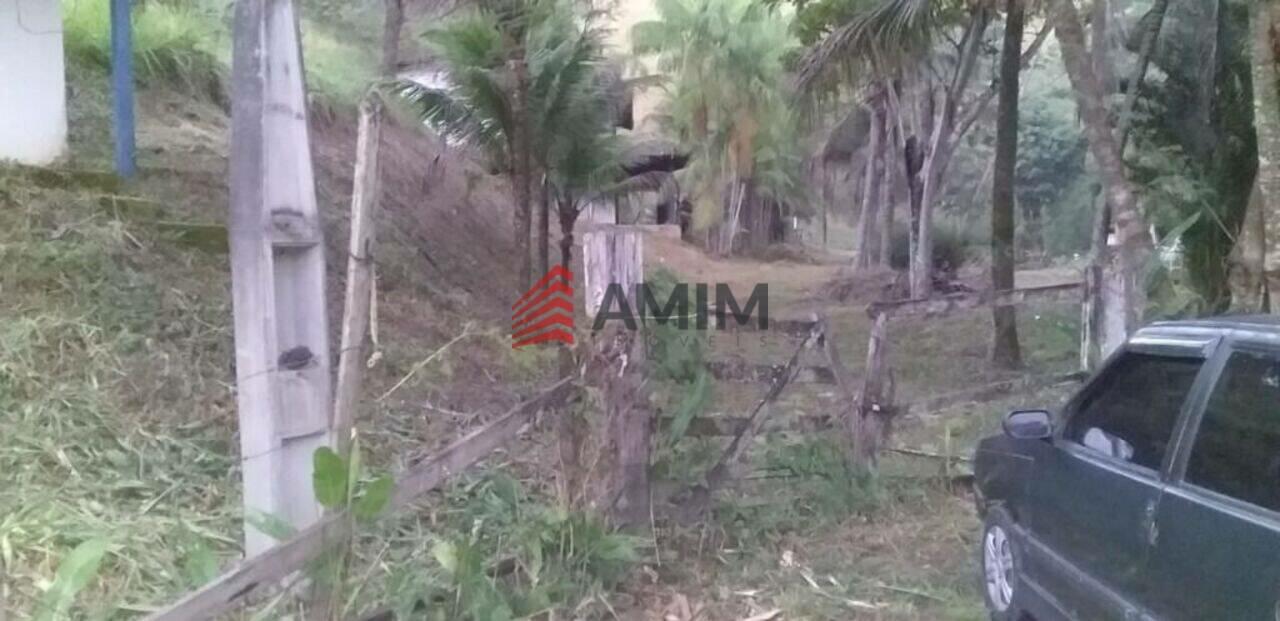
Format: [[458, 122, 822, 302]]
[[1023, 341, 1209, 620], [1146, 342, 1280, 620]]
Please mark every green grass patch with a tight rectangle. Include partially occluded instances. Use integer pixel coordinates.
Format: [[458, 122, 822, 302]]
[[61, 0, 377, 109], [63, 0, 226, 100], [0, 169, 241, 618], [338, 470, 644, 620], [302, 25, 380, 109]]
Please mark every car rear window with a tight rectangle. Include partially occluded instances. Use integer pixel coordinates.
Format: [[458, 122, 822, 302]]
[[1065, 352, 1203, 471], [1186, 349, 1280, 512]]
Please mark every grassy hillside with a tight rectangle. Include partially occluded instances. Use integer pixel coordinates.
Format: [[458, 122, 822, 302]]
[[1, 3, 549, 616]]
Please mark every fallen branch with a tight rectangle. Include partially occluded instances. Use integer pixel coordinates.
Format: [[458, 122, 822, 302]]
[[377, 323, 475, 402]]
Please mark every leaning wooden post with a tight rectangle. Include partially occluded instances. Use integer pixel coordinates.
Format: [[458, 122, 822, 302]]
[[581, 226, 650, 526], [228, 0, 333, 555], [851, 312, 892, 471], [332, 93, 385, 457]]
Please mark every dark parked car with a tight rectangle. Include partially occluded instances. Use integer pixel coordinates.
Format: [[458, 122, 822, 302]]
[[975, 317, 1280, 621]]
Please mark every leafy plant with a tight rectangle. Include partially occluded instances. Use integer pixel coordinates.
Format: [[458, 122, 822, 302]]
[[632, 0, 807, 251], [312, 438, 394, 520], [644, 268, 709, 382], [888, 223, 978, 274], [62, 0, 376, 107], [310, 437, 394, 618], [643, 268, 715, 471], [762, 437, 884, 517], [63, 0, 226, 100], [391, 472, 641, 620], [35, 539, 109, 621]]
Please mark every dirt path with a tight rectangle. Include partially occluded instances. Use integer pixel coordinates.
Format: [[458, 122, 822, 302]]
[[644, 233, 1083, 316]]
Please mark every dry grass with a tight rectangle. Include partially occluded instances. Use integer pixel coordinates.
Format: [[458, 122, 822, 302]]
[[1, 60, 531, 619], [633, 238, 1084, 620]]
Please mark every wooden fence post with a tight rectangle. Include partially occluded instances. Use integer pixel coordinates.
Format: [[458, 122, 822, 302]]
[[852, 313, 892, 470], [228, 0, 332, 554], [332, 93, 384, 456], [582, 225, 644, 318], [580, 227, 649, 525]]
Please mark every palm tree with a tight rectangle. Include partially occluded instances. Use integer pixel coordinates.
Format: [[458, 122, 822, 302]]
[[632, 0, 804, 254], [399, 0, 585, 288], [402, 0, 674, 273], [398, 6, 530, 283]]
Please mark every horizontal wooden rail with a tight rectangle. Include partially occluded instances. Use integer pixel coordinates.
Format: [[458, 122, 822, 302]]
[[867, 282, 1083, 320], [665, 371, 1086, 437], [144, 377, 571, 621], [709, 315, 817, 336], [706, 360, 836, 384]]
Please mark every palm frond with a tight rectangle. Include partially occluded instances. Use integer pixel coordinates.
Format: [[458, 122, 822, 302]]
[[796, 0, 937, 93], [396, 79, 509, 162], [589, 171, 678, 203]]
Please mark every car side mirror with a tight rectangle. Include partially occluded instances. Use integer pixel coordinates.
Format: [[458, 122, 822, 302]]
[[1003, 409, 1053, 440]]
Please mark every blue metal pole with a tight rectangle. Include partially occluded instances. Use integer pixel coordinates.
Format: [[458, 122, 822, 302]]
[[110, 0, 136, 178]]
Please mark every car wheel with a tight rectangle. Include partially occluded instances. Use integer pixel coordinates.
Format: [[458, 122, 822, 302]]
[[981, 507, 1023, 620]]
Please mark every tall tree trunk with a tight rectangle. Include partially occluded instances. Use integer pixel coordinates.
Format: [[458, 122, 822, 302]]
[[1241, 0, 1280, 311], [991, 0, 1024, 370], [555, 201, 582, 507], [821, 164, 832, 248], [1192, 0, 1258, 312], [1052, 0, 1152, 350], [380, 0, 404, 76], [912, 108, 947, 297], [878, 127, 895, 267], [909, 9, 991, 298], [512, 60, 533, 288], [1091, 0, 1114, 94], [1083, 0, 1169, 292], [1118, 0, 1172, 155], [854, 106, 883, 269], [538, 172, 550, 276]]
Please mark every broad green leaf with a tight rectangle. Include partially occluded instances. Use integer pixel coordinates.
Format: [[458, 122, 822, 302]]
[[432, 539, 458, 574], [354, 475, 394, 521], [36, 538, 109, 621], [312, 446, 348, 508], [667, 370, 710, 444], [246, 511, 297, 541], [346, 437, 363, 503], [522, 537, 543, 586], [181, 540, 219, 588], [487, 472, 521, 512]]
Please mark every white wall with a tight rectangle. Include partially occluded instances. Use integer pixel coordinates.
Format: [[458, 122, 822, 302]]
[[0, 0, 68, 165]]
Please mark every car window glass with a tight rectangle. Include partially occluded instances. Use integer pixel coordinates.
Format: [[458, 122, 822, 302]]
[[1065, 352, 1203, 470], [1186, 349, 1280, 512]]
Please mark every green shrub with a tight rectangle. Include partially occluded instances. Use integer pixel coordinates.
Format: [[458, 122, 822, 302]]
[[63, 0, 226, 100], [392, 473, 642, 620], [888, 223, 980, 274]]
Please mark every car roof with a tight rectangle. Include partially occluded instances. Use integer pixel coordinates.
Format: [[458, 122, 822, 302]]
[[1137, 315, 1280, 343]]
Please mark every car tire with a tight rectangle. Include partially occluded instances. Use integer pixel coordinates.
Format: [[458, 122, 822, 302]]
[[981, 506, 1025, 621]]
